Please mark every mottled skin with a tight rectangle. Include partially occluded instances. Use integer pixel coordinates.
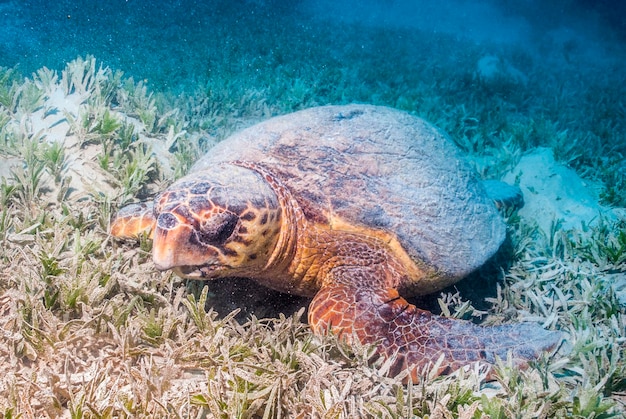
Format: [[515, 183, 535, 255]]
[[111, 105, 561, 381]]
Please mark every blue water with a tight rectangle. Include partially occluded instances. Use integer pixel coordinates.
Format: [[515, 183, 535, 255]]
[[3, 0, 624, 88]]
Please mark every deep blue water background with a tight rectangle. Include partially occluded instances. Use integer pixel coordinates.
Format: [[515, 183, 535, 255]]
[[2, 0, 624, 91]]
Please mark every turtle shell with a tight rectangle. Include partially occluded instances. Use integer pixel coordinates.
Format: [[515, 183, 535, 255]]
[[192, 104, 505, 293]]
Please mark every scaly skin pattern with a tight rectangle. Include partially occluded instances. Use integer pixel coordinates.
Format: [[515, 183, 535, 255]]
[[111, 161, 562, 382], [109, 201, 156, 238]]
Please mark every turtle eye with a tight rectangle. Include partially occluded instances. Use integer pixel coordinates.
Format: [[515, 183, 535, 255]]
[[197, 212, 239, 245]]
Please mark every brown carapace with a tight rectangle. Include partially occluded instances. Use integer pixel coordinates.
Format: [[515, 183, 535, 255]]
[[111, 105, 562, 382]]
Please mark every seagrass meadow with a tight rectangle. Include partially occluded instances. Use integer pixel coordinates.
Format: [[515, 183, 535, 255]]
[[0, 0, 625, 417]]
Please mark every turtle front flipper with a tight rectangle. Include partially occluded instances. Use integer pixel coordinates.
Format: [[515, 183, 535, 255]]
[[110, 202, 156, 238], [308, 272, 562, 382]]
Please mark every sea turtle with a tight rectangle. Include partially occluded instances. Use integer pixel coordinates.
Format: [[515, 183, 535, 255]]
[[111, 104, 561, 381]]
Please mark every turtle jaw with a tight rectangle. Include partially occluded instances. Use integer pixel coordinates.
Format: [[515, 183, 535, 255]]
[[153, 240, 231, 279], [171, 263, 229, 279], [151, 221, 228, 275]]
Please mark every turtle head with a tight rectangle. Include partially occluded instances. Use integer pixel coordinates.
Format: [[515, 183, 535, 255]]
[[151, 164, 283, 279]]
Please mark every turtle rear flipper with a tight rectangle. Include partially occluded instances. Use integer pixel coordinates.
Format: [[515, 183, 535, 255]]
[[110, 202, 156, 238], [308, 269, 563, 382]]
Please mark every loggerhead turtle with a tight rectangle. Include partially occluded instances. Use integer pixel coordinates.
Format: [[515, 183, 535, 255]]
[[111, 104, 561, 381]]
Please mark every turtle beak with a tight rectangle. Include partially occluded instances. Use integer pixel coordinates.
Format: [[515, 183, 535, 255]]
[[151, 212, 210, 272], [152, 223, 190, 271], [152, 231, 175, 270]]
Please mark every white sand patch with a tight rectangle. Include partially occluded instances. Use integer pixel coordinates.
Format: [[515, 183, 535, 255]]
[[503, 147, 619, 235], [475, 55, 528, 85], [28, 87, 84, 144], [0, 155, 21, 180]]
